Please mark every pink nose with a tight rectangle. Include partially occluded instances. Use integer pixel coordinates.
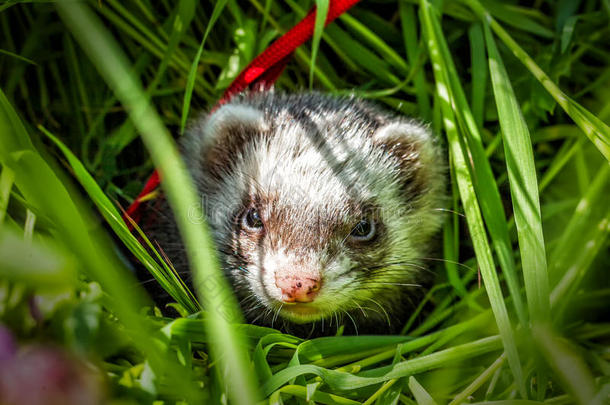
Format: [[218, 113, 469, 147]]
[[275, 274, 321, 303]]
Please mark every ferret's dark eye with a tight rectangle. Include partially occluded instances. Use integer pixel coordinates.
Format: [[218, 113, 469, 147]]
[[242, 207, 263, 231], [349, 218, 376, 242]]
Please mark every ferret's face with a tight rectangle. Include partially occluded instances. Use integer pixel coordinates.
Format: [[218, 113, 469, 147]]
[[224, 175, 394, 324], [185, 94, 444, 327]]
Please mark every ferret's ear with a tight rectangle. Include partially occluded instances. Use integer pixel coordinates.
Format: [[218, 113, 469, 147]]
[[204, 104, 269, 143], [189, 103, 269, 177], [372, 120, 443, 200]]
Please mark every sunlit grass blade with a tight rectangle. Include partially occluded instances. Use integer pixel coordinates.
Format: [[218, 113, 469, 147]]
[[251, 0, 339, 91], [180, 0, 227, 135], [310, 0, 329, 88], [462, 0, 610, 162], [483, 23, 551, 325], [418, 0, 527, 328], [54, 3, 260, 404], [408, 376, 437, 405], [419, 0, 526, 397]]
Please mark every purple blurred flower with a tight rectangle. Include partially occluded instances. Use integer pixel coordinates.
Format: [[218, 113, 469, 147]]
[[0, 327, 105, 405], [0, 325, 17, 364]]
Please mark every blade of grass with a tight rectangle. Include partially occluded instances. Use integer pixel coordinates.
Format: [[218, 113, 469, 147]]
[[480, 0, 554, 38], [338, 312, 491, 376], [96, 1, 214, 98], [0, 166, 14, 225], [339, 13, 409, 75], [261, 335, 502, 396], [421, 0, 528, 328], [0, 48, 37, 65], [533, 324, 599, 405], [324, 23, 401, 86], [400, 2, 431, 121], [449, 352, 506, 405], [55, 3, 260, 403], [180, 0, 227, 135], [468, 23, 487, 129], [483, 23, 551, 325], [284, 0, 359, 73], [463, 0, 610, 162], [275, 385, 361, 405], [249, 0, 338, 91], [408, 376, 437, 405], [145, 0, 197, 94], [310, 0, 329, 88], [550, 165, 610, 311], [419, 0, 526, 397]]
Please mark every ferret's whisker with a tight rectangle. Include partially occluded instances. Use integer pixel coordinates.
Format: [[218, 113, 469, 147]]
[[271, 304, 283, 328], [430, 207, 466, 218], [375, 282, 423, 287], [365, 297, 391, 327], [416, 257, 476, 272], [342, 309, 358, 335], [354, 301, 368, 318]]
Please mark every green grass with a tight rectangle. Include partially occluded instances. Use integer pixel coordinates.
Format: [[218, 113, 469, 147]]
[[1, 1, 609, 404]]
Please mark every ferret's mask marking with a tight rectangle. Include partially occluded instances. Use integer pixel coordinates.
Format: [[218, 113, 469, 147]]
[[181, 92, 445, 327]]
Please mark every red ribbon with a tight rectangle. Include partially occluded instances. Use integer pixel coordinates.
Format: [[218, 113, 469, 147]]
[[124, 0, 361, 225]]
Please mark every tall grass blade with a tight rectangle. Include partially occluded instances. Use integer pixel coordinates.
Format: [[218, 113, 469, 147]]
[[54, 3, 260, 403], [399, 3, 431, 121], [180, 0, 227, 135], [463, 0, 610, 162], [419, 0, 526, 397], [310, 0, 329, 88], [419, 1, 527, 327], [146, 0, 196, 92], [483, 24, 551, 325], [468, 23, 486, 129]]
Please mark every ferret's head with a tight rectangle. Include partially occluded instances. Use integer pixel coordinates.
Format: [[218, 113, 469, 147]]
[[184, 92, 445, 328]]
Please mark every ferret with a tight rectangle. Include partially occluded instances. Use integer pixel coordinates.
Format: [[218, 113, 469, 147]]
[[140, 91, 445, 337]]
